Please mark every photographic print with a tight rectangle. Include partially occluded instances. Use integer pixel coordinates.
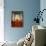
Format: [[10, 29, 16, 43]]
[[11, 11, 24, 27]]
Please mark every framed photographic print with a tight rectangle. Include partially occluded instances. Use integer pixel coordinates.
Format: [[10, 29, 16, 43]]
[[11, 11, 24, 27]]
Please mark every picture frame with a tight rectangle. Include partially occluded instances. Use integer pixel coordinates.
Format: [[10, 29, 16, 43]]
[[11, 11, 24, 27]]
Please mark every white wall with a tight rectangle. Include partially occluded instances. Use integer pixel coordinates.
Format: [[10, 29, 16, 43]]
[[40, 0, 46, 26], [0, 0, 4, 42]]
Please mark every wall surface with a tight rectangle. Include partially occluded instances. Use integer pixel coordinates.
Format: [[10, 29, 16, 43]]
[[4, 0, 40, 42], [0, 0, 4, 42], [40, 0, 46, 26]]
